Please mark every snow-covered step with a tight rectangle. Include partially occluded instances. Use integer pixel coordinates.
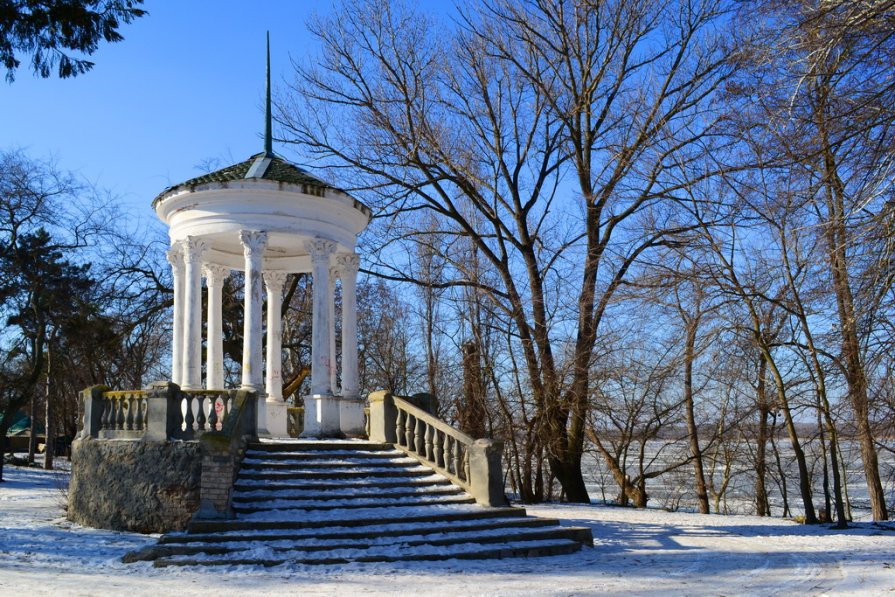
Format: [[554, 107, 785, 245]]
[[188, 505, 528, 534], [231, 493, 476, 514], [247, 441, 393, 452], [158, 515, 563, 545], [151, 538, 584, 567], [234, 472, 452, 490], [240, 459, 417, 471], [123, 438, 593, 566], [130, 521, 591, 564], [237, 465, 434, 481], [232, 483, 461, 502]]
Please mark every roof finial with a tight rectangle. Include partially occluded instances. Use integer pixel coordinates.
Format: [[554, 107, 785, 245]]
[[264, 31, 273, 157]]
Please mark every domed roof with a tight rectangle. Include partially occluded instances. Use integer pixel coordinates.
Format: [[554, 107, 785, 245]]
[[152, 152, 341, 208]]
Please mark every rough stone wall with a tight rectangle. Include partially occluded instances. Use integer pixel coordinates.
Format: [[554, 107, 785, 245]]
[[68, 437, 202, 533]]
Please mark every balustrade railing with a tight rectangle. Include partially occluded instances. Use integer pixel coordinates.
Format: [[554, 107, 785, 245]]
[[80, 383, 241, 441], [97, 391, 148, 439], [368, 391, 506, 507], [393, 396, 473, 489], [169, 390, 238, 440]]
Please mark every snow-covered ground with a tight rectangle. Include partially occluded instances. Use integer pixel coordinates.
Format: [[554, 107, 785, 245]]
[[1, 462, 893, 596]]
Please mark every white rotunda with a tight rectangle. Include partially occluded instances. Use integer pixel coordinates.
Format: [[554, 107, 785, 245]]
[[153, 45, 370, 437]]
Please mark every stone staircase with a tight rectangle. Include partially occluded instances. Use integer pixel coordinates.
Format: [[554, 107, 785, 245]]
[[126, 440, 592, 566]]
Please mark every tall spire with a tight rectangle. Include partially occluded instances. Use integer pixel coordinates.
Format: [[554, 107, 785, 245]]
[[264, 31, 273, 157]]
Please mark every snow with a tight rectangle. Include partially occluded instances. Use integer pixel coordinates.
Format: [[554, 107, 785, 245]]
[[2, 463, 894, 595]]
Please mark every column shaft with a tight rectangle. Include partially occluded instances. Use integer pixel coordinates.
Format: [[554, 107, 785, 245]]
[[337, 254, 360, 399], [182, 237, 207, 390], [204, 264, 229, 389], [264, 271, 288, 400], [240, 231, 268, 392], [306, 239, 336, 396], [166, 246, 185, 386], [329, 268, 338, 395]]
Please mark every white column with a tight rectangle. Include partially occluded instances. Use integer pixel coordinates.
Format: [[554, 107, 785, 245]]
[[262, 270, 289, 437], [181, 237, 208, 390], [264, 271, 288, 400], [240, 230, 267, 392], [203, 264, 229, 389], [336, 253, 364, 436], [329, 266, 338, 395], [303, 238, 338, 437], [337, 253, 360, 399], [166, 246, 185, 386], [306, 239, 337, 396]]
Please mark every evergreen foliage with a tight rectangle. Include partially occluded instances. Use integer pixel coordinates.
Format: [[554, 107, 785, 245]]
[[0, 0, 146, 82]]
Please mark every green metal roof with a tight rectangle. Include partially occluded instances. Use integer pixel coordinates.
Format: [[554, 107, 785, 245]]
[[152, 152, 336, 206]]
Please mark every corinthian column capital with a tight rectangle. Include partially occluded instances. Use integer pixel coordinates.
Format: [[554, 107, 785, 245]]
[[304, 238, 337, 264], [263, 271, 289, 294], [166, 245, 184, 274], [180, 236, 209, 264], [203, 263, 230, 288], [335, 252, 360, 275], [239, 230, 268, 257]]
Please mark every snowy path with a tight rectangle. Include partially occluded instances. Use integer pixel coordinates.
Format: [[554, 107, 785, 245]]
[[1, 465, 893, 595]]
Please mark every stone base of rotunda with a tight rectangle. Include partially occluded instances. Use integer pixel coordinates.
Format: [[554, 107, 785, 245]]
[[257, 399, 289, 438], [301, 394, 342, 438], [340, 398, 366, 438]]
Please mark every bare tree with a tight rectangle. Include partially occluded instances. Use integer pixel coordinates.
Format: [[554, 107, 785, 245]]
[[280, 0, 734, 502], [730, 0, 895, 520]]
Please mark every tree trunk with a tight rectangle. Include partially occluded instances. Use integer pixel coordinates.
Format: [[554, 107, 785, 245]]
[[44, 339, 54, 470], [458, 341, 487, 438], [779, 227, 849, 528], [769, 413, 790, 517], [27, 391, 37, 464], [684, 321, 710, 514], [755, 358, 771, 517], [587, 428, 647, 507], [768, 358, 818, 524], [819, 95, 889, 521]]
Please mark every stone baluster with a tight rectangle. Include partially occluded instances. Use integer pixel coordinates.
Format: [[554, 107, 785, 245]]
[[98, 399, 110, 432], [442, 433, 451, 471], [183, 394, 195, 433], [395, 408, 406, 447], [434, 430, 444, 467], [208, 397, 219, 430], [115, 399, 125, 431], [134, 396, 145, 431], [406, 415, 416, 452], [453, 441, 462, 479], [125, 396, 134, 431], [416, 419, 426, 459], [196, 395, 207, 431]]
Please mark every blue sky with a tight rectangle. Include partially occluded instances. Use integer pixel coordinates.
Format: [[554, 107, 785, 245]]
[[1, 2, 329, 220]]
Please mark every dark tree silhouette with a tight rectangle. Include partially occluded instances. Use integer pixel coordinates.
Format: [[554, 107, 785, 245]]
[[0, 0, 146, 82]]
